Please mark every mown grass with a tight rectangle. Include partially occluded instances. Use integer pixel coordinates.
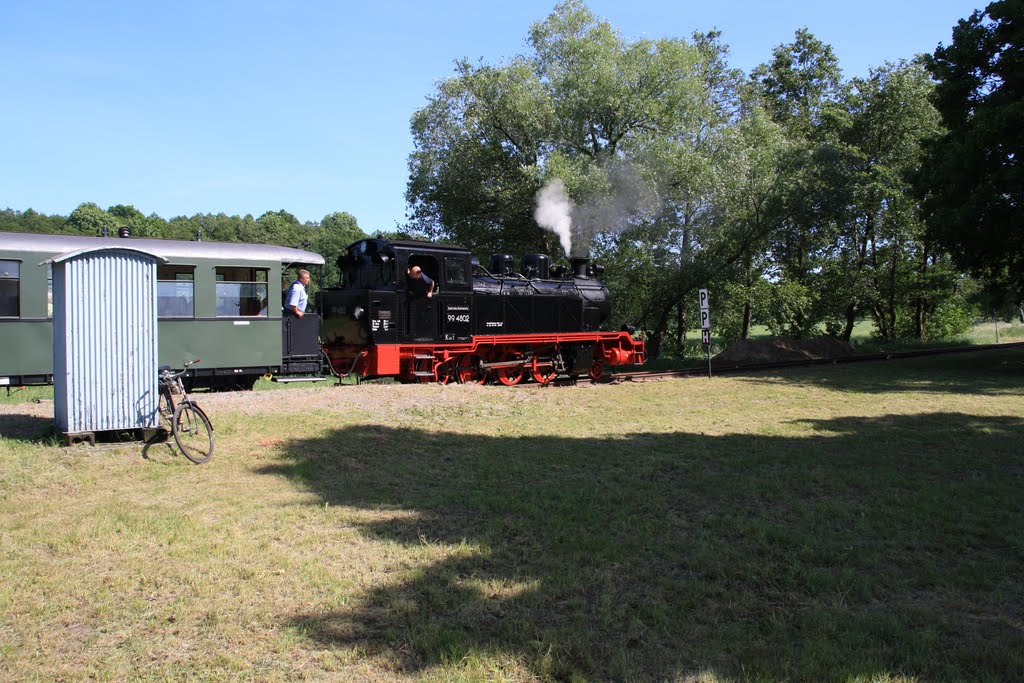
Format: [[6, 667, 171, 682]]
[[1, 350, 1023, 681]]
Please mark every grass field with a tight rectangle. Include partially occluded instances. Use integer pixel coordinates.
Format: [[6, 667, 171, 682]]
[[1, 349, 1023, 681]]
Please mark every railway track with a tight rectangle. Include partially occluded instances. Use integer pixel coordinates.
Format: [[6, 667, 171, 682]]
[[580, 340, 1024, 385]]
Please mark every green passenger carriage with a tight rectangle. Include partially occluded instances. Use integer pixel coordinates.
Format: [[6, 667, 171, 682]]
[[0, 231, 324, 390]]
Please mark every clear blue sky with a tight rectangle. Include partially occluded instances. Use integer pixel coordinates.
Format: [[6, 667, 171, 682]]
[[0, 0, 982, 233]]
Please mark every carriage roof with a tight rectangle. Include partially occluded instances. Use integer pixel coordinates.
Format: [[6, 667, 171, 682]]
[[0, 231, 325, 265]]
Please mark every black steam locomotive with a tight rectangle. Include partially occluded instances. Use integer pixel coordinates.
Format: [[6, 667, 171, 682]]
[[320, 238, 646, 384]]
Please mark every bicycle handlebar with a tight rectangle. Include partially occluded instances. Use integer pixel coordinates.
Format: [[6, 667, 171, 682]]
[[160, 359, 201, 381]]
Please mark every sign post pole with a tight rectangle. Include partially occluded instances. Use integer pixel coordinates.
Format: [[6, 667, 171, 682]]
[[699, 288, 711, 378]]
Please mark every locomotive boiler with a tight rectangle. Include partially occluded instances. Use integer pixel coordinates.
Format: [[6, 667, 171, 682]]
[[319, 238, 646, 384]]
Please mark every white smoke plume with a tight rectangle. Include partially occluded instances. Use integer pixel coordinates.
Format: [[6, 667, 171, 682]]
[[534, 179, 574, 257], [572, 162, 660, 256]]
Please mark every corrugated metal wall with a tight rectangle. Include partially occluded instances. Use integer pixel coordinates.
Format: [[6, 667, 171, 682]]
[[53, 248, 159, 433]]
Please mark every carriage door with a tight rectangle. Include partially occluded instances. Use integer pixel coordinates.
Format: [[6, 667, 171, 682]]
[[405, 254, 438, 341]]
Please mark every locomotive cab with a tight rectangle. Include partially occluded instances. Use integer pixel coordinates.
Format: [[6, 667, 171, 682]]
[[321, 238, 475, 347]]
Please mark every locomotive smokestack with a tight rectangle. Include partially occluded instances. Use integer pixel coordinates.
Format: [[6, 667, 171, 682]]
[[571, 256, 589, 279]]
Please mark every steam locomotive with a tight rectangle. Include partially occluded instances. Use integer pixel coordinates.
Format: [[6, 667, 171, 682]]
[[319, 238, 646, 384]]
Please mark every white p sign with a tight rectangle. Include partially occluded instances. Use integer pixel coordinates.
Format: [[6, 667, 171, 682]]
[[698, 288, 710, 310], [700, 308, 711, 330]]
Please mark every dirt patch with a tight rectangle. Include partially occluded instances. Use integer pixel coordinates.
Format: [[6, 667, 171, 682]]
[[712, 337, 860, 366], [0, 382, 547, 432]]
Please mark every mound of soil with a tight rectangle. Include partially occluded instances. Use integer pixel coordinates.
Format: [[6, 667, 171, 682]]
[[712, 337, 860, 366]]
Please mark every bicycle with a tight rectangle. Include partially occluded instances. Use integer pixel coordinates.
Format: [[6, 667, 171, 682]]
[[158, 359, 215, 464]]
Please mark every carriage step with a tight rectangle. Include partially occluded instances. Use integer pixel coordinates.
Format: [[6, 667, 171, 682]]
[[412, 371, 436, 377]]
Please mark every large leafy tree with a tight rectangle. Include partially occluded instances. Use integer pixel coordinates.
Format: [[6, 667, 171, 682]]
[[64, 203, 117, 236], [820, 61, 958, 342], [922, 0, 1024, 303], [751, 29, 845, 337], [707, 103, 791, 341], [408, 2, 800, 356], [312, 211, 367, 288], [406, 0, 703, 260]]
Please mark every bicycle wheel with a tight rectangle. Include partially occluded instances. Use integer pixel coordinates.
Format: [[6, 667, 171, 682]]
[[158, 387, 174, 426], [172, 402, 215, 464]]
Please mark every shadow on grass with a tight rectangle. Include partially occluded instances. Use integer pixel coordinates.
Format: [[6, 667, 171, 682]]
[[725, 347, 1024, 397], [0, 414, 57, 442], [263, 412, 1024, 681]]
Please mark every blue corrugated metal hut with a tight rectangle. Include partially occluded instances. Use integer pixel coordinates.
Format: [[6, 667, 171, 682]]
[[48, 247, 166, 435]]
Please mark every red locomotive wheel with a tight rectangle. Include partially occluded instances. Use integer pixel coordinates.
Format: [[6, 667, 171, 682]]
[[456, 354, 487, 384], [436, 359, 457, 384], [588, 361, 605, 382], [494, 353, 524, 386], [531, 359, 557, 385]]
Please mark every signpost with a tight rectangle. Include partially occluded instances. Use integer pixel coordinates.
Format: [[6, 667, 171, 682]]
[[699, 288, 711, 378]]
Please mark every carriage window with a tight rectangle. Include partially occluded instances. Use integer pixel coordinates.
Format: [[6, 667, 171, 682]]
[[215, 267, 268, 317], [158, 265, 195, 318], [0, 260, 19, 318], [445, 257, 468, 285]]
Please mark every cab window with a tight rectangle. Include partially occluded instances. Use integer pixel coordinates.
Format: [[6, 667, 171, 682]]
[[215, 267, 268, 317], [445, 257, 468, 286], [406, 255, 439, 284]]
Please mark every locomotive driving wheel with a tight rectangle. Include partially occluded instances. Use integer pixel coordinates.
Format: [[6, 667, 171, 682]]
[[436, 359, 457, 384], [456, 354, 487, 384], [494, 352, 524, 386], [531, 357, 557, 385], [588, 361, 605, 382]]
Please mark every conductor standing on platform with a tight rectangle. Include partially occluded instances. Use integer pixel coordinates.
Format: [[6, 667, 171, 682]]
[[284, 269, 311, 317]]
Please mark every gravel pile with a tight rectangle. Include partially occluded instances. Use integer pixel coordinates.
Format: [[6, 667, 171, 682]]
[[712, 337, 860, 366]]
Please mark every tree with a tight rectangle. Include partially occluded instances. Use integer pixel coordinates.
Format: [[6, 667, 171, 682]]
[[314, 212, 366, 288], [710, 103, 791, 341], [64, 203, 116, 236], [0, 208, 66, 234], [922, 0, 1024, 303], [752, 29, 845, 337], [107, 204, 168, 238], [409, 3, 798, 356], [818, 60, 956, 342], [753, 28, 843, 138], [407, 55, 553, 256], [407, 0, 703, 260]]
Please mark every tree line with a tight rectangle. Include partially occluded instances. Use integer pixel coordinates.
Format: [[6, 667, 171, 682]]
[[0, 206, 368, 293], [4, 1, 1021, 357], [405, 0, 1023, 356]]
